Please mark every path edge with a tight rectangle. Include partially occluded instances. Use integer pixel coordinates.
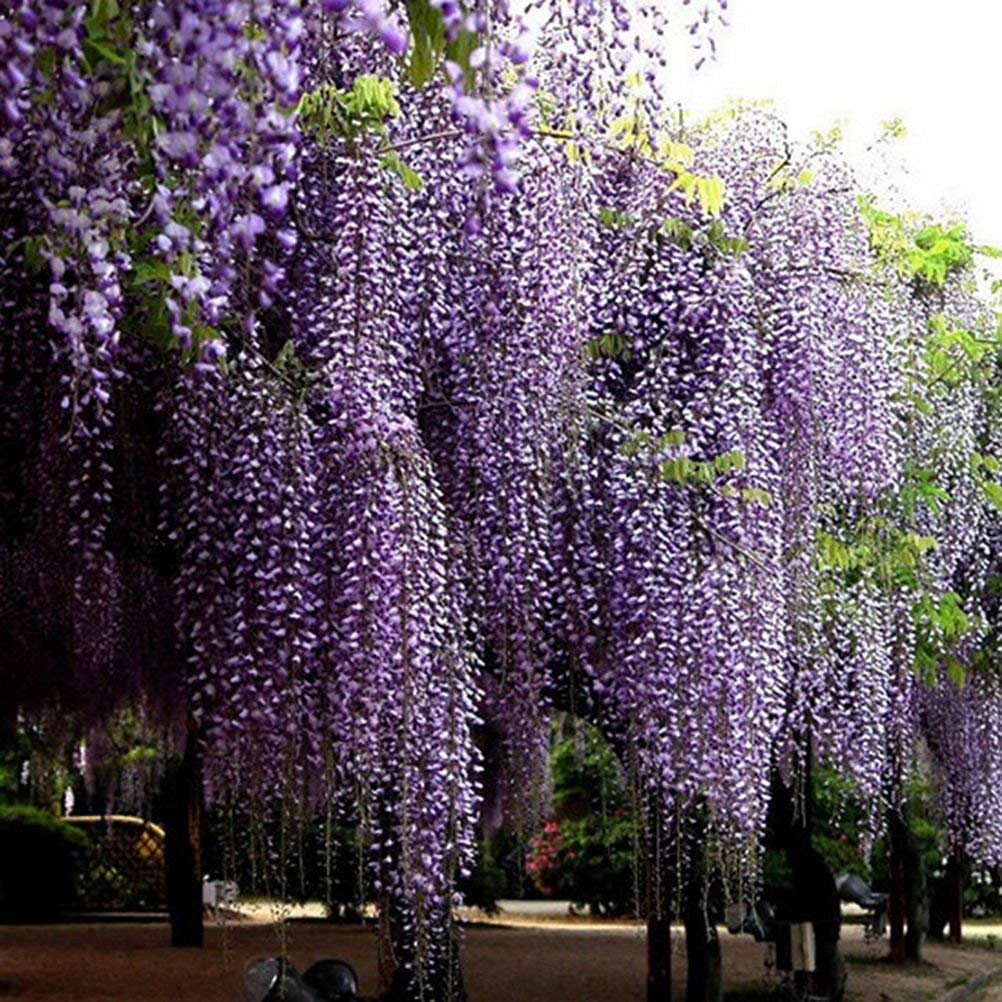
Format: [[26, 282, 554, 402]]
[[934, 962, 1002, 1002]]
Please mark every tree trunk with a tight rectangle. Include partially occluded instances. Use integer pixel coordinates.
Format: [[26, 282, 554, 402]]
[[903, 828, 927, 962], [647, 913, 673, 1002], [888, 812, 906, 964], [770, 766, 845, 1002], [683, 899, 721, 1002], [646, 845, 675, 1002], [887, 807, 927, 963], [928, 871, 950, 941], [946, 847, 963, 944], [382, 933, 467, 1000], [683, 816, 721, 1002], [164, 726, 203, 948], [644, 811, 676, 1002]]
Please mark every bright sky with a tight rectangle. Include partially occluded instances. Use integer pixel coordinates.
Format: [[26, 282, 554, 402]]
[[666, 0, 1002, 245]]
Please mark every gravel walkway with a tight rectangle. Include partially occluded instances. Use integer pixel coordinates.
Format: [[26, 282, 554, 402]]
[[1, 920, 1000, 1000]]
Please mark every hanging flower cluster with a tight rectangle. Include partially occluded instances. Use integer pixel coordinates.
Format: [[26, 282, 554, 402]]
[[919, 671, 1002, 868], [0, 1, 724, 976], [893, 227, 1002, 864], [8, 0, 1002, 993], [536, 108, 919, 862], [139, 0, 304, 354]]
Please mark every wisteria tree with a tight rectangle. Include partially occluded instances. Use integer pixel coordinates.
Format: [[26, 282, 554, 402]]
[[0, 0, 727, 992], [3, 1, 1002, 1001]]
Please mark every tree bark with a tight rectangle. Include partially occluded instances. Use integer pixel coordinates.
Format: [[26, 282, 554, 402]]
[[647, 913, 673, 1002], [888, 815, 906, 963], [929, 868, 951, 941], [887, 807, 927, 962], [902, 828, 927, 961], [644, 812, 676, 1002], [683, 816, 721, 1002], [164, 726, 203, 948], [946, 847, 963, 944], [770, 766, 845, 1001], [683, 899, 721, 1002]]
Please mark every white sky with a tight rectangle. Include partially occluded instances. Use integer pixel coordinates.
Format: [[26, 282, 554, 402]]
[[666, 0, 1002, 246]]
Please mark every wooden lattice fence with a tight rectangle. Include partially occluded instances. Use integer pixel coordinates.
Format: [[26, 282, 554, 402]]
[[65, 815, 166, 911]]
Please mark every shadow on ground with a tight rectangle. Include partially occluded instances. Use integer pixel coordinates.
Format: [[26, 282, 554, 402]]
[[1, 921, 999, 1001]]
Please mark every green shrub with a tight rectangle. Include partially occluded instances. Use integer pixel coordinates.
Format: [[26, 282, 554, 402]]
[[0, 805, 90, 919], [533, 813, 633, 917], [811, 766, 872, 881], [459, 835, 508, 914], [524, 719, 637, 916]]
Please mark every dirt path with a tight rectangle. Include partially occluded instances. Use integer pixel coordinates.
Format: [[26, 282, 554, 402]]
[[971, 974, 1002, 1002], [0, 921, 999, 1001]]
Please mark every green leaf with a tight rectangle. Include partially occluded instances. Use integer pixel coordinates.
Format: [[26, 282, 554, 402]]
[[914, 644, 937, 681], [586, 331, 631, 360], [445, 28, 480, 87], [82, 36, 129, 68], [660, 457, 692, 483], [982, 480, 1002, 511], [945, 656, 965, 687], [817, 531, 851, 571], [18, 235, 49, 272], [599, 206, 633, 229], [740, 487, 772, 507], [89, 0, 121, 24], [902, 532, 937, 556], [696, 175, 726, 217], [131, 257, 172, 286], [298, 76, 399, 141], [937, 592, 970, 639], [381, 152, 424, 191], [661, 216, 694, 249], [405, 0, 445, 87]]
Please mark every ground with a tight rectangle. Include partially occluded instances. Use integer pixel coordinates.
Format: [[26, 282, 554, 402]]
[[2, 912, 1002, 1001]]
